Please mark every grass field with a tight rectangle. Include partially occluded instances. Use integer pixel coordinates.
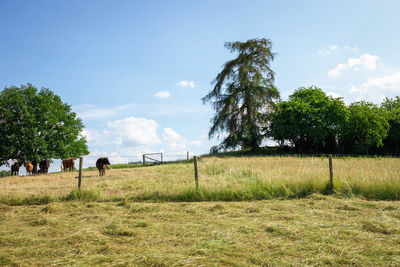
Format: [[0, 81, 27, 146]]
[[0, 156, 399, 266], [0, 156, 399, 203], [0, 196, 399, 266]]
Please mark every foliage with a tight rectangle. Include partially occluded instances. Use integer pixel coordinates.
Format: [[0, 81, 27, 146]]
[[381, 97, 400, 155], [344, 102, 390, 154], [0, 83, 89, 168], [203, 38, 280, 152], [0, 170, 12, 177], [270, 86, 347, 153]]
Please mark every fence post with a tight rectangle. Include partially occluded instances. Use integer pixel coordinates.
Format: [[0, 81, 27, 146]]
[[194, 156, 199, 189], [78, 157, 83, 189], [143, 155, 146, 166], [187, 151, 189, 160], [161, 153, 163, 163], [329, 154, 333, 189]]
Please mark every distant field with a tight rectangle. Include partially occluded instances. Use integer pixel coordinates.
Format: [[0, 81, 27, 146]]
[[0, 156, 400, 265], [0, 156, 399, 203]]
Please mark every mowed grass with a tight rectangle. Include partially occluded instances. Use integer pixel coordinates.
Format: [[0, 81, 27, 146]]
[[0, 196, 400, 266], [0, 157, 400, 265], [0, 156, 399, 203]]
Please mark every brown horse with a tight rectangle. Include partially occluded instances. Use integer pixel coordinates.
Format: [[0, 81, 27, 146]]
[[61, 158, 76, 172], [25, 161, 33, 175]]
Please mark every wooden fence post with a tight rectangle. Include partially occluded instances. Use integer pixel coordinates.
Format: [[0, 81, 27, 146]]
[[161, 153, 163, 163], [329, 154, 333, 189], [143, 155, 146, 166], [187, 151, 189, 160], [194, 156, 199, 189], [78, 157, 83, 189]]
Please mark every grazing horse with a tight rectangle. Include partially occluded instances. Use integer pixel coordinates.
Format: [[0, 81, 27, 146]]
[[96, 157, 110, 176], [39, 159, 50, 175], [61, 158, 76, 172], [11, 162, 21, 176], [25, 161, 33, 176]]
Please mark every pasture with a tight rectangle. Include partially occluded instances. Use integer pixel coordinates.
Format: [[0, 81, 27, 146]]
[[1, 156, 399, 202], [0, 156, 399, 266]]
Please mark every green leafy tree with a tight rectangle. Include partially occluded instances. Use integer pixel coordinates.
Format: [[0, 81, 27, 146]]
[[344, 101, 389, 154], [202, 38, 280, 152], [270, 86, 347, 153], [381, 97, 400, 155], [0, 83, 89, 172]]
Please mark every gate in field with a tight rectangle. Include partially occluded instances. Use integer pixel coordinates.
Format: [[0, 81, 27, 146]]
[[142, 153, 163, 166]]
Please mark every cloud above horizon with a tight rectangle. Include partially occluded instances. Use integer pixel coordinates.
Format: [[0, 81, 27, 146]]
[[154, 91, 170, 98], [176, 80, 196, 88], [349, 71, 400, 103], [318, 45, 359, 56], [328, 53, 379, 77], [105, 117, 162, 147]]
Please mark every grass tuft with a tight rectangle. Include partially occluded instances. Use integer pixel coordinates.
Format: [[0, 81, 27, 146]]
[[62, 189, 102, 202], [360, 221, 397, 235], [102, 224, 136, 237]]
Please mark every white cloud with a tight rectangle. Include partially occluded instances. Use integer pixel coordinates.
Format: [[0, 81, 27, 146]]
[[328, 54, 379, 77], [176, 80, 196, 88], [318, 45, 359, 55], [349, 71, 400, 103], [161, 128, 202, 152], [81, 129, 93, 141], [106, 117, 161, 147], [326, 92, 343, 99], [162, 128, 187, 150], [85, 150, 130, 166], [154, 91, 170, 98], [318, 45, 339, 55], [73, 103, 138, 121]]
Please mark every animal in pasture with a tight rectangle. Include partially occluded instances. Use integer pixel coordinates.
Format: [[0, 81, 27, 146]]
[[11, 162, 21, 176], [96, 157, 111, 176], [61, 158, 76, 172], [25, 161, 33, 175], [39, 159, 50, 175]]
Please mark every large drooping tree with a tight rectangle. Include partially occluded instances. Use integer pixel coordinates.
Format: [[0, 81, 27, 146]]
[[202, 38, 280, 152], [0, 83, 89, 172]]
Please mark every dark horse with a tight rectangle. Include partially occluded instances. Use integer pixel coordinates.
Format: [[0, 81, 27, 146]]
[[96, 157, 110, 176], [39, 159, 50, 175], [11, 162, 22, 176]]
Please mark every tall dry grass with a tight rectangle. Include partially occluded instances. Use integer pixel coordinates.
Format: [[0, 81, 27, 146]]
[[0, 156, 399, 204]]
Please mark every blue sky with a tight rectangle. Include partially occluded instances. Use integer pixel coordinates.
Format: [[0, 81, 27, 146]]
[[1, 0, 400, 168]]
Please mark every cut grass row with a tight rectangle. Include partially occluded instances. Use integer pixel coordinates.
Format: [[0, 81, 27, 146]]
[[1, 196, 399, 266]]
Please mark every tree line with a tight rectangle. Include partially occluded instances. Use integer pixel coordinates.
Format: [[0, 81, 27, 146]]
[[203, 38, 400, 155]]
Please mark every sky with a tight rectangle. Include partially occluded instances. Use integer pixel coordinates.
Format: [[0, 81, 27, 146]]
[[1, 0, 400, 171]]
